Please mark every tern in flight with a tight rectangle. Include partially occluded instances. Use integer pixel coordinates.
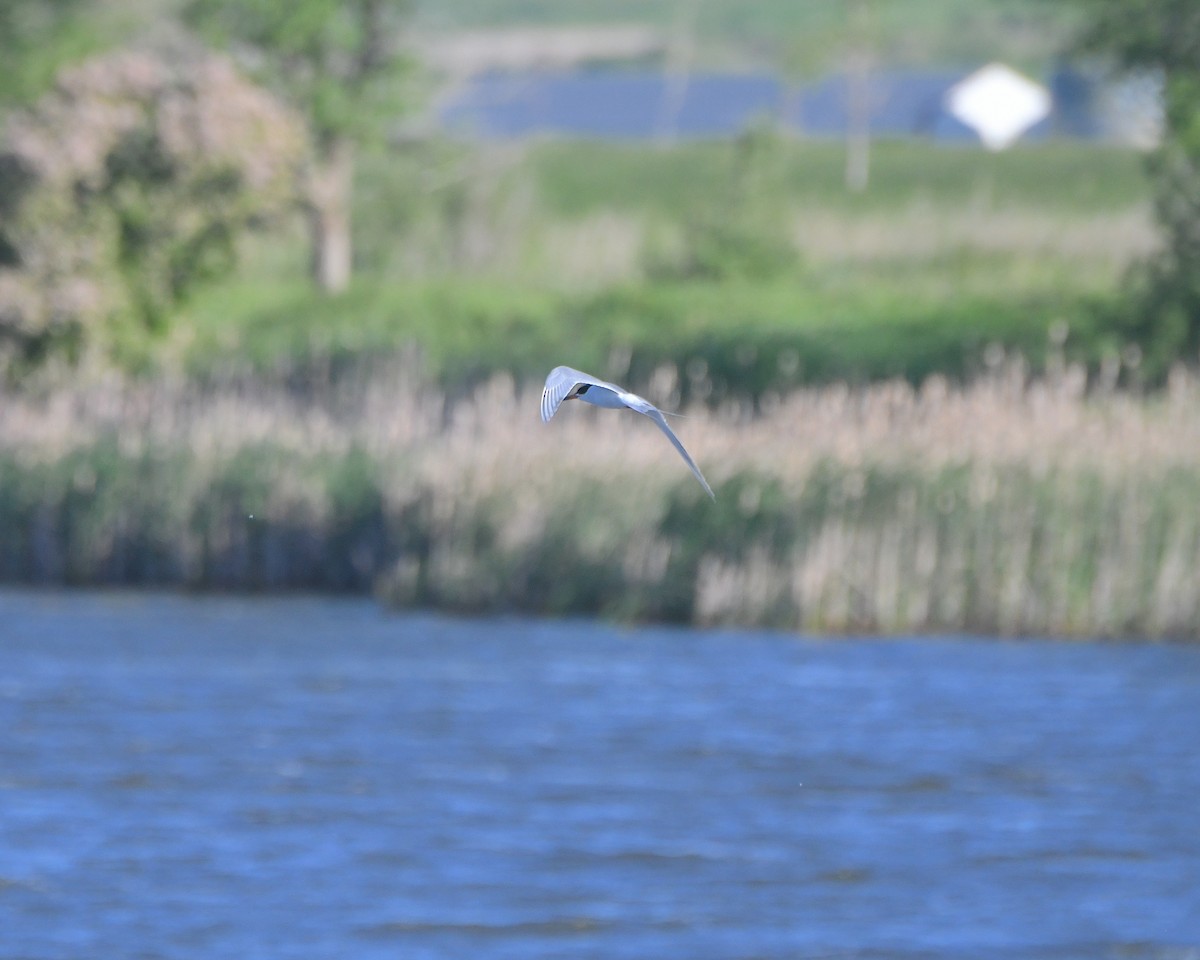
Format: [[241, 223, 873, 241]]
[[540, 366, 715, 499]]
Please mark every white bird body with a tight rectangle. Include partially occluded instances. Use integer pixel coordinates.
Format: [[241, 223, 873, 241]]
[[541, 365, 715, 499]]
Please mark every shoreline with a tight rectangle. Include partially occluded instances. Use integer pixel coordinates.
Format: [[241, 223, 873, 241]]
[[0, 584, 1184, 644], [3, 367, 1198, 640]]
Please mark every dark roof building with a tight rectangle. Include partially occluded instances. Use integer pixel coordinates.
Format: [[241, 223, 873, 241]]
[[440, 70, 780, 140]]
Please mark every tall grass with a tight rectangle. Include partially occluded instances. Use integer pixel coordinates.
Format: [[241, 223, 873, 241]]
[[2, 361, 1198, 638]]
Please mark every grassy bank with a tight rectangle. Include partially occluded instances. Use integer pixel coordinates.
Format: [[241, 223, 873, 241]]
[[176, 275, 1114, 402], [3, 364, 1198, 638]]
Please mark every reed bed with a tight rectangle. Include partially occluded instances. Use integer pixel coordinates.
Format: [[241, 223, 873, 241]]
[[2, 361, 1199, 639]]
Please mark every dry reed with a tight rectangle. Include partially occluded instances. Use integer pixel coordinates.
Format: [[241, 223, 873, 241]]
[[2, 360, 1198, 638], [791, 203, 1157, 270]]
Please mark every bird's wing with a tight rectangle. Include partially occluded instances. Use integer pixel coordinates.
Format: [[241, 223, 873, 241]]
[[621, 394, 716, 500], [540, 366, 622, 422]]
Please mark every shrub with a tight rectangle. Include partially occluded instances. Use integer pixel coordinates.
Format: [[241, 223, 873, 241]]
[[0, 47, 305, 373]]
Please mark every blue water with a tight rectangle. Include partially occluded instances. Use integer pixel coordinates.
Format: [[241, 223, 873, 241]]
[[1, 591, 1198, 960]]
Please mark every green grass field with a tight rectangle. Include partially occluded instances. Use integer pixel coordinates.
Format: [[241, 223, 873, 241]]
[[174, 138, 1153, 394], [524, 140, 1148, 218]]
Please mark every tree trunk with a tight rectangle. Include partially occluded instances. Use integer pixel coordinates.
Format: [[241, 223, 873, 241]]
[[657, 0, 696, 144], [845, 0, 871, 193], [307, 138, 354, 294]]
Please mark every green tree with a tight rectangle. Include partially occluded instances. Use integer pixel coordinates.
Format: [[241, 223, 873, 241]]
[[0, 48, 305, 370], [184, 0, 414, 293], [0, 0, 96, 107], [1078, 0, 1200, 376], [0, 1, 153, 110]]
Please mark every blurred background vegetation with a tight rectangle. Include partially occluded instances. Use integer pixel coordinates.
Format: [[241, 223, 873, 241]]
[[2, 0, 1199, 635], [2, 0, 1194, 387]]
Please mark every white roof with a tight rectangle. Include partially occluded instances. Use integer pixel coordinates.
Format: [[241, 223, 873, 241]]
[[945, 62, 1051, 151]]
